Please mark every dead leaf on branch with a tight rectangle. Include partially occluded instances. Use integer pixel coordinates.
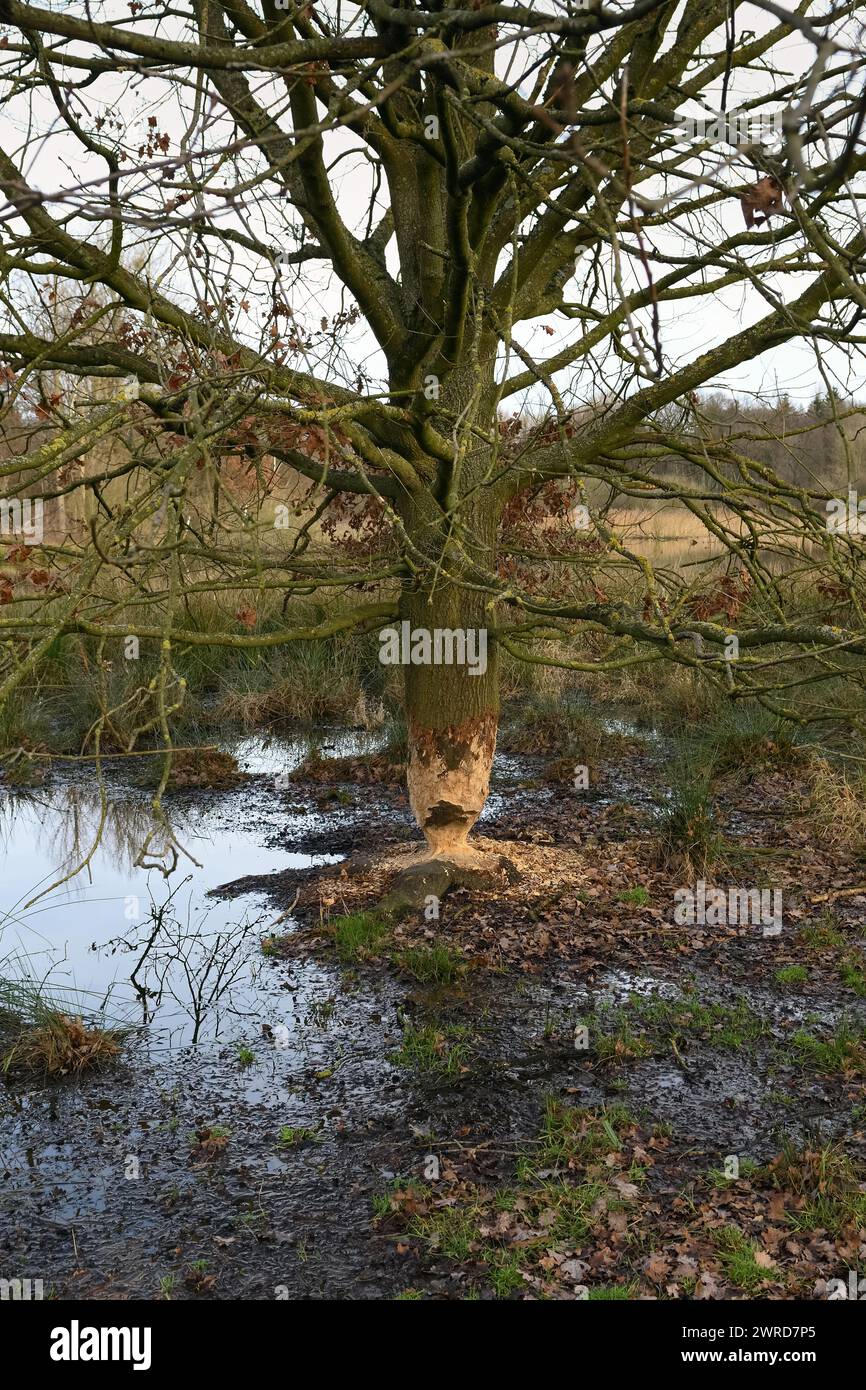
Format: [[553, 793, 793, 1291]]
[[740, 175, 785, 229]]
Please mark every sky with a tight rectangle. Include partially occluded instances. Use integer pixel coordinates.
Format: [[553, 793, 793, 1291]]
[[0, 1, 863, 409]]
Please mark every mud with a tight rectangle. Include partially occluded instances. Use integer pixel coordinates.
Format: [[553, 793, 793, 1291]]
[[2, 721, 866, 1298]]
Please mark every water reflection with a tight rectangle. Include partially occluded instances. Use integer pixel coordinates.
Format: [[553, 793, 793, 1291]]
[[0, 783, 172, 892], [106, 878, 273, 1042], [0, 740, 344, 1044]]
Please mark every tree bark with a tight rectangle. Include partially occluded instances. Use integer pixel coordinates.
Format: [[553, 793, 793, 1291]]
[[402, 583, 499, 860], [394, 365, 502, 860]]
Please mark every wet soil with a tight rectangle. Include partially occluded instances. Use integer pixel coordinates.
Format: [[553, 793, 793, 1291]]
[[2, 727, 866, 1299]]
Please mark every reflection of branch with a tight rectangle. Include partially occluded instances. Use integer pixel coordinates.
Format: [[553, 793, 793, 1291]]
[[119, 889, 270, 1040], [129, 885, 192, 1018]]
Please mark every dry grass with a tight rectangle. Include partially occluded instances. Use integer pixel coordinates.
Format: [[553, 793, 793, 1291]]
[[216, 676, 357, 728], [498, 697, 610, 759], [808, 758, 866, 857], [605, 504, 742, 563], [2, 1011, 122, 1079], [134, 746, 244, 790]]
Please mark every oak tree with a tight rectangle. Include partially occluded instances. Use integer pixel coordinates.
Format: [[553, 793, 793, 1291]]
[[1, 0, 865, 861]]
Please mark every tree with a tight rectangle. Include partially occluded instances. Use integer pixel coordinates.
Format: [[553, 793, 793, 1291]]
[[1, 0, 865, 864]]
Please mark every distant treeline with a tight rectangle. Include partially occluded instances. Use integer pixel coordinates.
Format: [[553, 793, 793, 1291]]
[[652, 390, 866, 495], [1, 390, 864, 539]]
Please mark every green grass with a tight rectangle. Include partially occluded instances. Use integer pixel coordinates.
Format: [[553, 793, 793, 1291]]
[[775, 965, 808, 986], [697, 706, 804, 781], [654, 753, 724, 875], [391, 1102, 639, 1299], [772, 1141, 866, 1235], [713, 1226, 771, 1292], [278, 1125, 322, 1147], [592, 1016, 654, 1063], [797, 916, 848, 952], [372, 1193, 393, 1220], [798, 925, 866, 994], [372, 1178, 429, 1222], [588, 1283, 639, 1300], [392, 943, 465, 985], [330, 911, 392, 962], [517, 1097, 635, 1179], [486, 1253, 525, 1298], [404, 1172, 611, 1273], [410, 1204, 477, 1261], [787, 1022, 866, 1074], [391, 1022, 472, 1080], [788, 1193, 866, 1234], [618, 886, 650, 907], [591, 994, 767, 1061], [636, 995, 766, 1046], [840, 956, 866, 996], [707, 1157, 763, 1186]]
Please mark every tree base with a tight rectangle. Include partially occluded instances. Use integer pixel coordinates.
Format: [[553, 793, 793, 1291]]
[[377, 843, 520, 918]]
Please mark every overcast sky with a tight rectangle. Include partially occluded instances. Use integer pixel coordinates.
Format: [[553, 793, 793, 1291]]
[[1, 1, 863, 410]]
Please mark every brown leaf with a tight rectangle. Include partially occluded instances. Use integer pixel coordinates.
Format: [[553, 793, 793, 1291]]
[[740, 175, 784, 229], [695, 1270, 722, 1299], [643, 1253, 671, 1282]]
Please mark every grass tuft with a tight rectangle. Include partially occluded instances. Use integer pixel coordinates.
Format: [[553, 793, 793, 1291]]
[[392, 943, 466, 985], [775, 965, 808, 987], [329, 911, 392, 962], [391, 1022, 471, 1080], [713, 1226, 771, 1292], [654, 753, 723, 875], [0, 978, 127, 1080]]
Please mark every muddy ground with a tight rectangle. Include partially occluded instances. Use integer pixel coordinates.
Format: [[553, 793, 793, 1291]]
[[2, 727, 866, 1300]]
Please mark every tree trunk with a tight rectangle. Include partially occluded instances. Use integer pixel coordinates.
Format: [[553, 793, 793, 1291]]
[[402, 585, 498, 860], [393, 361, 502, 861]]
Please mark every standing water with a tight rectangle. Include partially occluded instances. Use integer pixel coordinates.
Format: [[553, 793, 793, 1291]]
[[0, 736, 357, 1045]]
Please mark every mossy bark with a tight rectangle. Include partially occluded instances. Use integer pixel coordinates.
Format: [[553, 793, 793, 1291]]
[[402, 582, 499, 857], [396, 366, 502, 858]]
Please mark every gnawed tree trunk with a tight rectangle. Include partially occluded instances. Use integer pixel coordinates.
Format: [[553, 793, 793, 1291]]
[[391, 354, 504, 860], [403, 585, 499, 860]]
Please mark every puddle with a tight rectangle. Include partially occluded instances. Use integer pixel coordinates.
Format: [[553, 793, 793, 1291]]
[[227, 729, 381, 778], [0, 737, 346, 1045], [0, 732, 416, 1269], [0, 732, 552, 1047], [0, 962, 408, 1228]]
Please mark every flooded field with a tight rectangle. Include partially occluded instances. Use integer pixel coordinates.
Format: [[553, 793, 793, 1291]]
[[2, 722, 866, 1300]]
